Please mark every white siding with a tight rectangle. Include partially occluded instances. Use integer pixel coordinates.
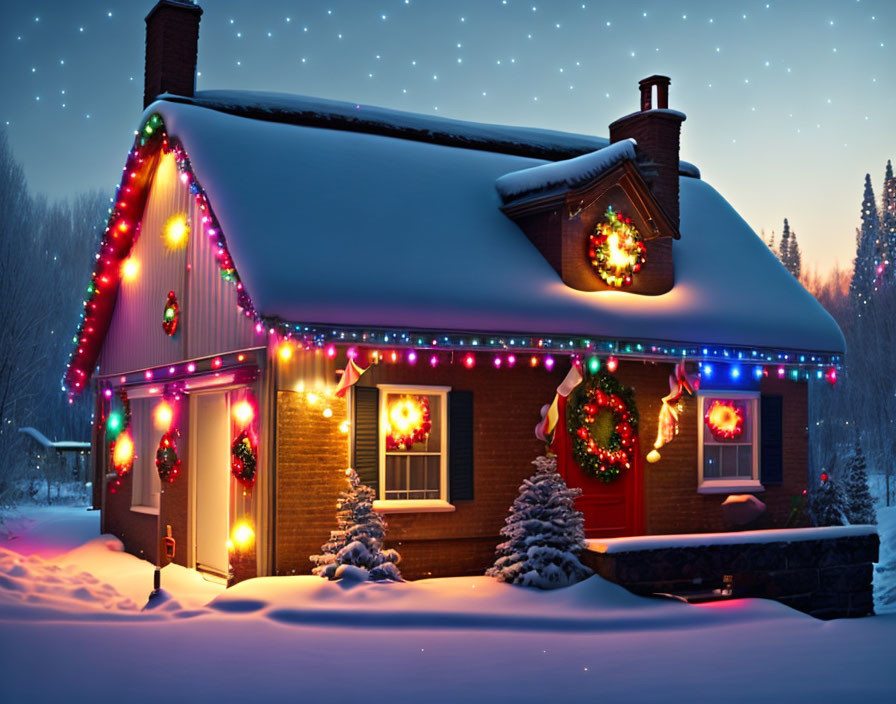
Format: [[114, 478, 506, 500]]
[[99, 152, 256, 376]]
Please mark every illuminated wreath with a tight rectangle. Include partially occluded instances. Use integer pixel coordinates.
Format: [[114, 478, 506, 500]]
[[386, 395, 432, 451], [704, 400, 745, 440], [566, 370, 639, 482], [588, 207, 646, 288], [162, 290, 179, 336], [156, 430, 181, 483], [231, 429, 258, 487]]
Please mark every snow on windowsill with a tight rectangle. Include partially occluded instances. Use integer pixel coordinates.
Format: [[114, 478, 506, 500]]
[[697, 480, 765, 495], [372, 500, 456, 514], [129, 505, 160, 516], [586, 525, 878, 555]]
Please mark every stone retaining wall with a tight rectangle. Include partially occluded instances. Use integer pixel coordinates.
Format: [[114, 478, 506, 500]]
[[581, 530, 879, 620]]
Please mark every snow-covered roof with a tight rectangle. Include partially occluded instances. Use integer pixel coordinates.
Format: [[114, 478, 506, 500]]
[[18, 427, 90, 451], [495, 139, 638, 203], [143, 96, 845, 356]]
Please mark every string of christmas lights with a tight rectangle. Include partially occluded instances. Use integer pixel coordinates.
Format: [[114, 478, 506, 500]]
[[65, 113, 842, 401]]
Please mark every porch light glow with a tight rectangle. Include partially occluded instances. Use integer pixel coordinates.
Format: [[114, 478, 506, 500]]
[[153, 401, 174, 431], [230, 522, 255, 551], [278, 343, 293, 362], [232, 400, 254, 426]]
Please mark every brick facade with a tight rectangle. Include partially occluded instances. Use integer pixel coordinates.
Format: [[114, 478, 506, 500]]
[[272, 355, 811, 581], [274, 391, 350, 575]]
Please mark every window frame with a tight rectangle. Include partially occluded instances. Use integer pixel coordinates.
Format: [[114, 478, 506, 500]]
[[126, 393, 162, 514], [696, 390, 763, 495], [374, 384, 454, 513]]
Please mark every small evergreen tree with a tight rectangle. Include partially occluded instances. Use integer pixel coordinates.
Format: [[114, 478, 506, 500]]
[[487, 455, 592, 589], [811, 471, 846, 527], [844, 432, 876, 525], [310, 468, 401, 581], [850, 174, 883, 310]]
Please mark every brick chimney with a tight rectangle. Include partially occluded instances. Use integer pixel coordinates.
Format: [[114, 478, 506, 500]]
[[144, 1, 203, 108], [608, 75, 685, 229]]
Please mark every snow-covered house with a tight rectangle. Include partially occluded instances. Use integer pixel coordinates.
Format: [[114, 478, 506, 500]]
[[67, 1, 844, 582]]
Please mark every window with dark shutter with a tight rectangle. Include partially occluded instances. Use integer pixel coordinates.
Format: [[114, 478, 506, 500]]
[[353, 386, 379, 492], [760, 394, 784, 485], [448, 390, 474, 501]]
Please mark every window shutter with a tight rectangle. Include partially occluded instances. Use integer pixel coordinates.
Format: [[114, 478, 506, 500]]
[[760, 394, 783, 485], [448, 390, 474, 501], [353, 386, 379, 492]]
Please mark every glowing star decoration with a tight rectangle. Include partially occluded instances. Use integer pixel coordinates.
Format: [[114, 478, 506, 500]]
[[111, 432, 134, 474], [162, 291, 179, 336], [163, 213, 190, 250], [386, 395, 432, 451], [704, 400, 745, 440], [588, 207, 646, 287]]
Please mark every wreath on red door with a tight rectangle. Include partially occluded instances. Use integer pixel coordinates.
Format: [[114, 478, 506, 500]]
[[156, 429, 181, 483], [566, 369, 639, 482]]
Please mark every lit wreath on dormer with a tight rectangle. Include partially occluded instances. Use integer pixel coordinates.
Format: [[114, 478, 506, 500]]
[[588, 207, 646, 288]]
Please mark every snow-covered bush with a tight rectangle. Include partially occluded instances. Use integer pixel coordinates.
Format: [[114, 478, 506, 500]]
[[310, 468, 401, 582], [810, 472, 846, 527], [487, 454, 592, 589]]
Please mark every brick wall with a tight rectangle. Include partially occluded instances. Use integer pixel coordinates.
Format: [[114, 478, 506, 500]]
[[103, 469, 159, 565], [274, 391, 350, 575], [273, 357, 812, 580]]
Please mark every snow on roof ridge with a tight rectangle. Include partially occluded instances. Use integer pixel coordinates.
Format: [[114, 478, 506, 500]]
[[159, 90, 610, 161], [495, 139, 638, 202], [159, 91, 701, 176]]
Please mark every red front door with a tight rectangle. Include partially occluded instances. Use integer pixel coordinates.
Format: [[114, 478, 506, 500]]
[[552, 394, 644, 539]]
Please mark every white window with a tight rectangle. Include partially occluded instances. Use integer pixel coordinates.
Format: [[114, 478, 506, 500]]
[[697, 392, 762, 494], [375, 385, 453, 513], [130, 396, 161, 513]]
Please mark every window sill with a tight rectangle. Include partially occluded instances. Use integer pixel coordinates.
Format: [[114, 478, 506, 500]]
[[697, 480, 765, 495], [372, 500, 456, 514], [130, 505, 160, 516]]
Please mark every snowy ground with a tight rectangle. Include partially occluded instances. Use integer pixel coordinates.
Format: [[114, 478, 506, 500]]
[[1, 506, 894, 703]]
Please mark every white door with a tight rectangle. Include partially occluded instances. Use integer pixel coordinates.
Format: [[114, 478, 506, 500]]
[[192, 392, 230, 577]]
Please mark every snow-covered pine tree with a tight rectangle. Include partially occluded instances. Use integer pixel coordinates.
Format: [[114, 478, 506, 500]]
[[788, 228, 802, 280], [811, 471, 846, 527], [779, 218, 792, 271], [310, 468, 402, 581], [844, 432, 876, 525], [487, 454, 592, 589], [850, 174, 884, 311], [882, 159, 896, 281]]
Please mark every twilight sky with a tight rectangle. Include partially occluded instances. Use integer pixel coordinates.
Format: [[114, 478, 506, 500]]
[[1, 0, 892, 274]]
